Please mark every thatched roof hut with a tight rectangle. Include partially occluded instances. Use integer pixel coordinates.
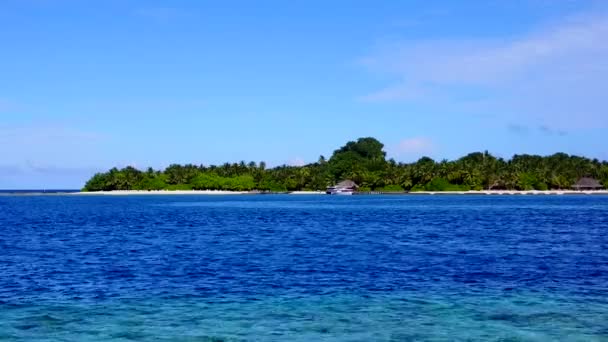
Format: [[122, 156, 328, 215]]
[[326, 179, 358, 194], [572, 177, 603, 190], [335, 180, 358, 189]]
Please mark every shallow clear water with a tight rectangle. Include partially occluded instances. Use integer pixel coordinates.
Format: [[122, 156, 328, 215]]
[[0, 195, 607, 341]]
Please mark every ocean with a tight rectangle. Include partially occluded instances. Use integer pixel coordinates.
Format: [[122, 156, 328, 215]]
[[0, 195, 606, 341]]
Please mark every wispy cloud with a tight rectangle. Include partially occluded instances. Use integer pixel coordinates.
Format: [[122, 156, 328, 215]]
[[507, 123, 568, 136], [359, 82, 429, 102], [0, 123, 107, 188], [507, 123, 530, 136], [538, 125, 568, 136], [0, 162, 101, 189], [0, 123, 109, 173], [360, 12, 608, 130], [54, 98, 207, 118], [389, 137, 435, 160], [288, 157, 306, 167], [0, 124, 106, 146], [0, 161, 99, 176]]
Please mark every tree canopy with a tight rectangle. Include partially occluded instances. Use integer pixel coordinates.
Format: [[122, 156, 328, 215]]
[[83, 137, 608, 192]]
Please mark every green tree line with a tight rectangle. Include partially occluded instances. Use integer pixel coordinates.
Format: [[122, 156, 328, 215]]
[[83, 137, 608, 192]]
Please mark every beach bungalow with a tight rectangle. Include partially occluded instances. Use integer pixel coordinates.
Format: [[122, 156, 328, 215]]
[[326, 180, 358, 195], [572, 177, 604, 191]]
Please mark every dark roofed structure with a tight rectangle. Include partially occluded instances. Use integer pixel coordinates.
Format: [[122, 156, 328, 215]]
[[326, 179, 358, 195], [335, 180, 358, 189], [572, 177, 604, 190]]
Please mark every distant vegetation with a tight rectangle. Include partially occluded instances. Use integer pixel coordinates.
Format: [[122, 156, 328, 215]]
[[83, 137, 608, 192]]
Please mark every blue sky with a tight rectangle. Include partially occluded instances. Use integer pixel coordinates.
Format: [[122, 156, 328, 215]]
[[1, 0, 608, 188]]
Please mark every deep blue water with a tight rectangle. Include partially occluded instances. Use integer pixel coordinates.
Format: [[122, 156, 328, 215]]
[[0, 195, 607, 341]]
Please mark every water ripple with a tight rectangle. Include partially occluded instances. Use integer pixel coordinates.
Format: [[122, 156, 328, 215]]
[[0, 195, 607, 340]]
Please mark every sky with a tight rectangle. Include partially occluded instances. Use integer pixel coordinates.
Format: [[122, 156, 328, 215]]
[[1, 0, 608, 188]]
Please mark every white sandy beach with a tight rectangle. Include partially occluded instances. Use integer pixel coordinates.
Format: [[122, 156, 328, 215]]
[[73, 190, 326, 195], [74, 190, 250, 195], [411, 190, 608, 195], [288, 191, 325, 195], [71, 189, 608, 195]]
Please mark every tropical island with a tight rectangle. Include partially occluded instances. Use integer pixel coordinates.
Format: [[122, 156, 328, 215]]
[[83, 137, 608, 193]]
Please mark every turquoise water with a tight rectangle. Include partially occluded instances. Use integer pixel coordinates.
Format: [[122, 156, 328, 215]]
[[2, 293, 607, 341], [0, 195, 607, 341]]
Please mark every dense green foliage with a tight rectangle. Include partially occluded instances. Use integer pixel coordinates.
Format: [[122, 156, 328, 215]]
[[83, 137, 608, 192]]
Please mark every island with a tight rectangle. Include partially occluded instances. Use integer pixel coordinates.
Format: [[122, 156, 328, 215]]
[[82, 137, 608, 193]]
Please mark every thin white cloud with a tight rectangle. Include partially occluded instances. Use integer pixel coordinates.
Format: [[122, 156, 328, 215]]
[[364, 14, 608, 86], [0, 124, 106, 146], [0, 123, 109, 175], [538, 125, 568, 136], [288, 157, 306, 167], [507, 123, 568, 136], [507, 123, 529, 136], [0, 162, 101, 189], [361, 12, 608, 129], [0, 161, 99, 176], [389, 137, 435, 160], [0, 124, 108, 188], [359, 82, 429, 102], [55, 98, 207, 118]]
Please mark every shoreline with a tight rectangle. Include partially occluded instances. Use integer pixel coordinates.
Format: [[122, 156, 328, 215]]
[[2, 189, 607, 196], [407, 190, 608, 195], [67, 189, 608, 196], [72, 190, 326, 196]]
